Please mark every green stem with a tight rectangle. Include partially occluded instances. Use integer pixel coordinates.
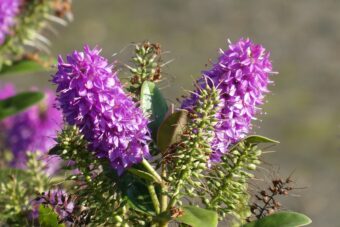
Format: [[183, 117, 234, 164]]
[[147, 184, 160, 214], [141, 159, 162, 183], [160, 162, 168, 212]]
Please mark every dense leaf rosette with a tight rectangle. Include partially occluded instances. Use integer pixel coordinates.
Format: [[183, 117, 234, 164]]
[[52, 45, 150, 174]]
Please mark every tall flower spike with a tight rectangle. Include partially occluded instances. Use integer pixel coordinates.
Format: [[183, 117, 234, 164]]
[[0, 0, 20, 45], [182, 38, 273, 163], [52, 45, 150, 175], [6, 90, 63, 175]]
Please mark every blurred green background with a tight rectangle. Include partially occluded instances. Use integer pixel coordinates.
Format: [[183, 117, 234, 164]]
[[4, 0, 340, 226]]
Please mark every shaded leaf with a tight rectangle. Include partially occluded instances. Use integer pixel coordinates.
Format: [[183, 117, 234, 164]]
[[243, 211, 312, 227], [140, 81, 168, 140], [119, 173, 156, 215], [39, 205, 65, 227], [157, 110, 188, 153], [175, 206, 218, 227], [0, 91, 44, 120]]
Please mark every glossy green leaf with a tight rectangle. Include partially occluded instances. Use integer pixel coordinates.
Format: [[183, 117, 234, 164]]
[[242, 212, 312, 227], [157, 110, 188, 153], [0, 60, 48, 76], [39, 205, 65, 227], [0, 91, 44, 120], [175, 206, 218, 227], [244, 135, 279, 145], [140, 81, 168, 140], [119, 172, 156, 215]]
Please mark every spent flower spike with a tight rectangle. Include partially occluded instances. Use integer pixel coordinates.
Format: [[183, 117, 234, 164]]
[[52, 45, 150, 174], [182, 38, 273, 162], [0, 0, 21, 45]]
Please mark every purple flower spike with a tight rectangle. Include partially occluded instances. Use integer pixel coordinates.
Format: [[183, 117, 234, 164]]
[[0, 0, 20, 45], [52, 45, 150, 175], [6, 90, 63, 175], [182, 38, 273, 163]]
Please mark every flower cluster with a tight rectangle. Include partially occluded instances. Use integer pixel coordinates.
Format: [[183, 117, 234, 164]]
[[52, 45, 150, 174], [31, 188, 75, 221], [182, 38, 273, 162], [0, 85, 63, 175], [0, 0, 20, 45]]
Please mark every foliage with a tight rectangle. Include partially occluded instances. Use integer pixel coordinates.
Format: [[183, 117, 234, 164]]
[[0, 0, 72, 69], [0, 152, 50, 225], [243, 211, 312, 227], [0, 91, 44, 120], [0, 2, 312, 226]]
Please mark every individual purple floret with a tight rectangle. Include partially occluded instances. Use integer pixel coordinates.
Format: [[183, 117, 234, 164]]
[[182, 38, 273, 163], [31, 188, 75, 221], [52, 45, 150, 175], [6, 90, 63, 175], [0, 0, 20, 45]]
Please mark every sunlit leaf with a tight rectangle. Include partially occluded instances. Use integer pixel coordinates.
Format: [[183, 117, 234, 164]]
[[242, 211, 312, 227], [157, 110, 188, 153], [174, 206, 218, 227], [0, 60, 48, 76], [39, 205, 65, 227], [0, 91, 44, 120], [244, 135, 279, 145], [140, 81, 168, 140]]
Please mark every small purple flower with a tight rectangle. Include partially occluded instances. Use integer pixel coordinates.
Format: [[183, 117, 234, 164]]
[[0, 0, 20, 45], [52, 45, 150, 175], [182, 38, 273, 162], [6, 90, 63, 175], [31, 188, 74, 221]]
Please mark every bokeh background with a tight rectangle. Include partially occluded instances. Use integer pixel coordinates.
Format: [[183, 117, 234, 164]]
[[4, 0, 340, 226]]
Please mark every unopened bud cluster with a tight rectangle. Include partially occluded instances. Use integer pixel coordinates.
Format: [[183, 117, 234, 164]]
[[127, 42, 162, 97], [202, 141, 262, 220], [167, 83, 222, 205]]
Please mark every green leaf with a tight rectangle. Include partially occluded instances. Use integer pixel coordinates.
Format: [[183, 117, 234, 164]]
[[49, 145, 62, 156], [174, 206, 218, 227], [119, 173, 156, 215], [157, 110, 188, 153], [38, 205, 65, 227], [140, 81, 168, 140], [242, 212, 312, 227], [0, 60, 48, 76], [0, 91, 44, 120], [127, 168, 159, 182], [244, 135, 279, 145]]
